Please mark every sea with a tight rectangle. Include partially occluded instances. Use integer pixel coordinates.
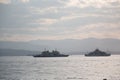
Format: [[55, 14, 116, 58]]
[[0, 55, 120, 80]]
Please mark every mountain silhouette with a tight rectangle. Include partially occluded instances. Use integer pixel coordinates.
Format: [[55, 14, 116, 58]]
[[0, 38, 120, 55]]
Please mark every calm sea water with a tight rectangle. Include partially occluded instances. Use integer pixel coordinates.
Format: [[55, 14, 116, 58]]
[[0, 55, 120, 80]]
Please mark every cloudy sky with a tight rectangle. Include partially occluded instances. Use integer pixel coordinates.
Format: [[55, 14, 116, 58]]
[[0, 0, 120, 41]]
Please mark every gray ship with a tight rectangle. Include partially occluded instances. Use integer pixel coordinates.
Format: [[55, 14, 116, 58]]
[[85, 49, 111, 56], [33, 50, 69, 57]]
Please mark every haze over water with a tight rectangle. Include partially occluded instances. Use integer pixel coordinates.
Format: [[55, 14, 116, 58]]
[[0, 1, 120, 80], [0, 55, 120, 80]]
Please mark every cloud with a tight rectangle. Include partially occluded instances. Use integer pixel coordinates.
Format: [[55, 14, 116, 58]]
[[21, 0, 29, 3], [1, 22, 120, 41], [72, 23, 120, 39], [0, 0, 11, 4], [35, 18, 57, 25], [0, 0, 30, 4], [63, 0, 120, 8], [0, 0, 120, 41]]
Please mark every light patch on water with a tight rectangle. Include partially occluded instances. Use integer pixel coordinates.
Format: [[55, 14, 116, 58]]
[[0, 55, 120, 80]]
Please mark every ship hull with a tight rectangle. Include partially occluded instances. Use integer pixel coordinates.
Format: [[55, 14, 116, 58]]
[[33, 55, 69, 57], [85, 54, 111, 57]]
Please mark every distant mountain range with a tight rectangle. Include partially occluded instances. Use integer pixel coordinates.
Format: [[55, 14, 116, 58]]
[[0, 38, 120, 56], [0, 49, 40, 56]]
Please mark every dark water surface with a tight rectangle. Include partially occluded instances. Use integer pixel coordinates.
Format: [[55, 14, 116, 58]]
[[0, 55, 120, 80]]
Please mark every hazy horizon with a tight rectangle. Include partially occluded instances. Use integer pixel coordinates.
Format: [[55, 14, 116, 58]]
[[0, 38, 120, 54]]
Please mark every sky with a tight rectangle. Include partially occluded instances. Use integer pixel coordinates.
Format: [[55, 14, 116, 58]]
[[0, 0, 120, 41]]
